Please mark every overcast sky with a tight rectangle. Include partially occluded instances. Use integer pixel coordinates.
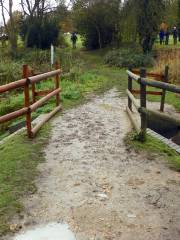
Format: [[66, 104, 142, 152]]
[[0, 0, 59, 25]]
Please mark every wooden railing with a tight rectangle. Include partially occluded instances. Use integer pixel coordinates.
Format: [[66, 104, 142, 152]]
[[131, 66, 169, 112], [126, 67, 180, 142], [0, 63, 62, 138]]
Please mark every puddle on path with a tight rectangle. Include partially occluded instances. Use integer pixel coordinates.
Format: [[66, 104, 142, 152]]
[[14, 222, 76, 240]]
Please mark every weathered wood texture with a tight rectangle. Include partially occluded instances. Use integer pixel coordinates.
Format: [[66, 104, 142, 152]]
[[0, 63, 62, 138], [139, 69, 147, 142], [160, 66, 169, 112], [126, 66, 179, 143]]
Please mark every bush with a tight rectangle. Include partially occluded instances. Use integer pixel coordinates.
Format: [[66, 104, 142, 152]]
[[104, 49, 154, 68], [0, 61, 22, 84], [20, 17, 59, 49], [21, 49, 51, 72]]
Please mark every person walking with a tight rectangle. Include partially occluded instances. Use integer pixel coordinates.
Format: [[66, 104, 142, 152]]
[[172, 27, 178, 45], [165, 29, 170, 45], [71, 32, 78, 49], [159, 29, 164, 45]]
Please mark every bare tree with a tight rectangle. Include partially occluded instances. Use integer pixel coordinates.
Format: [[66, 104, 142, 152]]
[[0, 0, 17, 56], [20, 0, 52, 18]]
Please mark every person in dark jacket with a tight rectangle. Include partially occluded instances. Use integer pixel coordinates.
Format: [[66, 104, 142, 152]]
[[71, 32, 78, 49], [165, 30, 170, 45], [159, 29, 164, 45], [172, 27, 178, 45]]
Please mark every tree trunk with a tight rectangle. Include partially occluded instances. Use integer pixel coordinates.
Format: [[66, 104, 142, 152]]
[[95, 26, 102, 49]]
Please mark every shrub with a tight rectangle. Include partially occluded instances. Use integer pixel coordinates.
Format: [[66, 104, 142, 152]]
[[104, 49, 154, 68], [21, 49, 50, 73], [0, 61, 22, 84], [20, 17, 59, 49]]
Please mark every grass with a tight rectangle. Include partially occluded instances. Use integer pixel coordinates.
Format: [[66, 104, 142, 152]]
[[0, 125, 50, 236], [125, 132, 180, 171]]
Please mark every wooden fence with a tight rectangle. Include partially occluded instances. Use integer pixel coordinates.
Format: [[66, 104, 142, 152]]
[[0, 63, 62, 138], [126, 67, 180, 142]]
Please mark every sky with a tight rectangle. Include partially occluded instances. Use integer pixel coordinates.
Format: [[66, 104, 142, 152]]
[[0, 0, 58, 25]]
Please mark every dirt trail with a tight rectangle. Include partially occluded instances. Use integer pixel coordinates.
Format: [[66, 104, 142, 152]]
[[9, 89, 180, 240]]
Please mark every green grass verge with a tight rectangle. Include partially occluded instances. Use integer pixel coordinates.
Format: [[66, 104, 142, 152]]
[[0, 125, 50, 236], [125, 132, 180, 171]]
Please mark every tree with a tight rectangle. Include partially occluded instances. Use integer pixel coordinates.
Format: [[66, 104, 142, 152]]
[[20, 15, 59, 49], [120, 0, 138, 43], [0, 0, 19, 56], [20, 0, 61, 49], [73, 0, 121, 49], [136, 0, 165, 53], [178, 0, 180, 40]]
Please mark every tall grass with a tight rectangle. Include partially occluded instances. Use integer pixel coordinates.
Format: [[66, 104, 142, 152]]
[[154, 49, 180, 85]]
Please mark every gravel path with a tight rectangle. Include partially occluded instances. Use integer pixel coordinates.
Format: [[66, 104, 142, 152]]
[[8, 89, 180, 240]]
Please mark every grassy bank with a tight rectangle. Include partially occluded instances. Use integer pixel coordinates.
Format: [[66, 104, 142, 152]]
[[125, 132, 180, 171], [0, 125, 50, 236]]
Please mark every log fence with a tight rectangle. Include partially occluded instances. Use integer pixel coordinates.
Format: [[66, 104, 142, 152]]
[[0, 63, 62, 138], [126, 67, 180, 142]]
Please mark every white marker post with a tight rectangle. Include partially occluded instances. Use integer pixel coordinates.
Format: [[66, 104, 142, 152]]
[[51, 44, 54, 68]]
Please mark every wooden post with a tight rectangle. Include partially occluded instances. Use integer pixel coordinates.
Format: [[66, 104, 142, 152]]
[[139, 68, 147, 142], [128, 68, 132, 111], [55, 62, 60, 106], [31, 70, 36, 103], [23, 65, 32, 138], [160, 65, 169, 112]]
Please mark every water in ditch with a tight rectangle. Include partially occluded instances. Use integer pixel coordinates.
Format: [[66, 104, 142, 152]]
[[148, 116, 180, 145]]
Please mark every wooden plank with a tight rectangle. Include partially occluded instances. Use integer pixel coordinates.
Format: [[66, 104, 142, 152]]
[[126, 89, 140, 110], [126, 106, 141, 133], [23, 65, 32, 138], [30, 88, 61, 112], [31, 105, 62, 137], [0, 107, 28, 124], [139, 69, 147, 142], [55, 62, 60, 106], [132, 69, 164, 81], [32, 83, 36, 103], [126, 70, 140, 81], [128, 69, 133, 111], [29, 69, 61, 84], [132, 89, 163, 96], [0, 78, 26, 93], [160, 65, 169, 112], [140, 78, 180, 94]]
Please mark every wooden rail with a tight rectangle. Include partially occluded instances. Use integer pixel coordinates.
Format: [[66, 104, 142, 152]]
[[0, 62, 62, 138], [126, 67, 180, 142]]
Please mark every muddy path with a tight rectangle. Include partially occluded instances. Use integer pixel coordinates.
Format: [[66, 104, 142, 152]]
[[8, 89, 180, 240]]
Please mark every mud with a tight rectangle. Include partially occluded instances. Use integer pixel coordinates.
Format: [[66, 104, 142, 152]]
[[5, 89, 180, 240]]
